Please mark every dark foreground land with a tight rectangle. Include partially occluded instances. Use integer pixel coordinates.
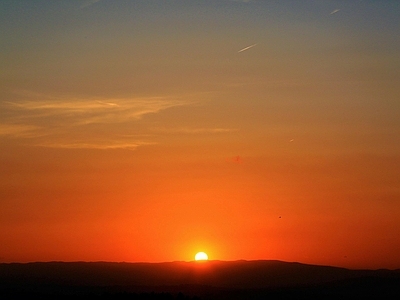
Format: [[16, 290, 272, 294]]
[[1, 260, 400, 299]]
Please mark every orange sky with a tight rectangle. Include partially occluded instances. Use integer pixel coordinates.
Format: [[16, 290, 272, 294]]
[[1, 0, 400, 269]]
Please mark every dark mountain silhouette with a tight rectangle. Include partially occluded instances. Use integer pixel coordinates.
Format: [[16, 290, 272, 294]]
[[1, 260, 399, 299]]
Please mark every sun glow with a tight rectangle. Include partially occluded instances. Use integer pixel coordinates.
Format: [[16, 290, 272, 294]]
[[195, 252, 208, 261]]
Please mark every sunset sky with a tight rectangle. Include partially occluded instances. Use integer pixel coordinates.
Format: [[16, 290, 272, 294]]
[[1, 0, 399, 269]]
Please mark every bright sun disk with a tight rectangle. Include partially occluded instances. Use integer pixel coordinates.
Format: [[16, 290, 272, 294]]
[[195, 252, 208, 261]]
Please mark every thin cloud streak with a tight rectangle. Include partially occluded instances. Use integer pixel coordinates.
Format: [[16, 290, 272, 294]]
[[330, 9, 340, 15]]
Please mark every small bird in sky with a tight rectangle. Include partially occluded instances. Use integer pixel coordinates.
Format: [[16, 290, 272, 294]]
[[238, 43, 257, 53], [330, 9, 340, 15]]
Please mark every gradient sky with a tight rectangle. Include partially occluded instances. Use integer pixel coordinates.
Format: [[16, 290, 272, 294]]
[[1, 0, 399, 269]]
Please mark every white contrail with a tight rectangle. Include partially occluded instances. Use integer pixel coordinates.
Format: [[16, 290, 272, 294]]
[[330, 9, 340, 15], [238, 43, 257, 53]]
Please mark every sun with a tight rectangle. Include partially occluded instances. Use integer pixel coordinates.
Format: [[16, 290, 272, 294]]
[[195, 252, 208, 261]]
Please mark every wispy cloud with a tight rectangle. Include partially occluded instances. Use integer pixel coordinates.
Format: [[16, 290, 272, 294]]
[[36, 140, 155, 150], [1, 94, 192, 150], [0, 124, 39, 137], [6, 96, 189, 125], [152, 127, 237, 134]]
